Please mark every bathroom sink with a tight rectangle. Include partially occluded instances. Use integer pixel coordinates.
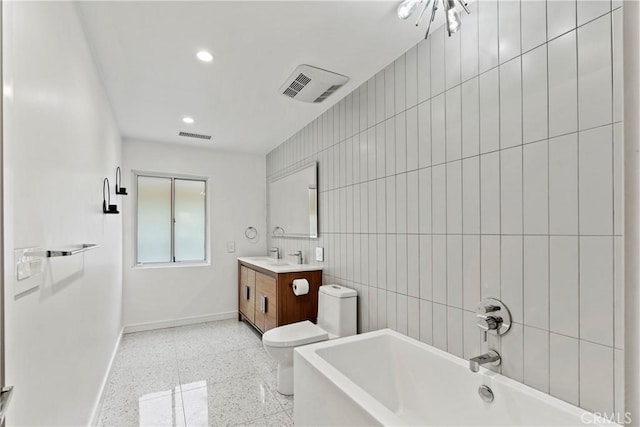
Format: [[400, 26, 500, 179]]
[[237, 256, 323, 274], [268, 261, 292, 266]]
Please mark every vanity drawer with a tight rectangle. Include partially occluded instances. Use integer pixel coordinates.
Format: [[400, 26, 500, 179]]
[[240, 266, 256, 287], [255, 273, 277, 332], [239, 266, 256, 322]]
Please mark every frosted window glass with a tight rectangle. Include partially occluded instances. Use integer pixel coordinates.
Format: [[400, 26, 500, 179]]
[[174, 179, 206, 262], [137, 176, 172, 263]]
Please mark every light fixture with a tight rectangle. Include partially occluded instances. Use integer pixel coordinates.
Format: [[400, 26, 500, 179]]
[[444, 0, 462, 36], [401, 0, 471, 39], [182, 116, 194, 124], [115, 166, 128, 195], [196, 50, 214, 63], [102, 178, 119, 214], [397, 0, 423, 19]]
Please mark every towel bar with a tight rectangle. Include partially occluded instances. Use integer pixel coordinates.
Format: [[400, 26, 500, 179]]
[[26, 244, 99, 258]]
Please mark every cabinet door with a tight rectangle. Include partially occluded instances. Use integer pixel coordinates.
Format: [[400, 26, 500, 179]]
[[239, 266, 255, 323], [255, 273, 277, 332]]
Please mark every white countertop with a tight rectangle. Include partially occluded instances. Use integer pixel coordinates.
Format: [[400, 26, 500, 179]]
[[238, 256, 323, 274]]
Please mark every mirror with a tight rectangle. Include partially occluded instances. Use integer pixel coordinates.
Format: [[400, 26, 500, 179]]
[[269, 162, 318, 238]]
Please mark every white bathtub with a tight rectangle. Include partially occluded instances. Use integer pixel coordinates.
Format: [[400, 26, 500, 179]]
[[293, 329, 618, 426]]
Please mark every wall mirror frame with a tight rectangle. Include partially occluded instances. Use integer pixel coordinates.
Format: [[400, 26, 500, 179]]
[[268, 161, 318, 239]]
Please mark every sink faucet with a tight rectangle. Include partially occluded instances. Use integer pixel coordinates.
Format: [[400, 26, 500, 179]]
[[469, 350, 501, 373], [289, 250, 303, 264], [269, 247, 280, 259]]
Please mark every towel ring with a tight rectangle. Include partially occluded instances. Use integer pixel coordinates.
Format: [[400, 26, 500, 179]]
[[245, 226, 258, 240]]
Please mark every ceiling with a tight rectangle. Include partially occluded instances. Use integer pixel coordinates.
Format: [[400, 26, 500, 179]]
[[77, 1, 431, 154]]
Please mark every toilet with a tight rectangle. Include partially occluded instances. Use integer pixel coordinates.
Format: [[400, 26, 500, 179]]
[[262, 284, 357, 395]]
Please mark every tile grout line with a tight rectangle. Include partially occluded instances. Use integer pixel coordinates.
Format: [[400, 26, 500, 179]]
[[608, 4, 617, 410], [521, 0, 529, 385], [574, 0, 582, 408], [171, 329, 189, 427], [443, 25, 450, 353], [273, 120, 622, 185]]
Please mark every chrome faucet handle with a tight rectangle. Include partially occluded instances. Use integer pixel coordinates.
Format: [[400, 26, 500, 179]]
[[269, 247, 280, 259], [478, 316, 502, 342], [482, 304, 500, 313], [475, 298, 511, 341], [478, 316, 501, 331], [289, 250, 303, 264]]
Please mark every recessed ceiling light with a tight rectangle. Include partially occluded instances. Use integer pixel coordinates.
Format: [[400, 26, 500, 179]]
[[196, 50, 214, 63], [182, 116, 194, 124]]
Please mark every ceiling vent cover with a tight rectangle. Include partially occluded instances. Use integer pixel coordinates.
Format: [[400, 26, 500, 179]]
[[179, 131, 212, 140], [279, 65, 349, 103]]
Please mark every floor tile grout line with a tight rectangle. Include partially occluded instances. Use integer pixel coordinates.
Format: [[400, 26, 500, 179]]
[[171, 329, 189, 427]]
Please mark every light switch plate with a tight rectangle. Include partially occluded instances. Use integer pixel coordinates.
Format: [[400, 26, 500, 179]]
[[15, 247, 43, 281], [315, 247, 324, 262], [14, 247, 43, 296], [226, 241, 236, 253]]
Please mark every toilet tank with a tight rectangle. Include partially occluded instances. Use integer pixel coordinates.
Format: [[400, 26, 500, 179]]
[[316, 285, 357, 338]]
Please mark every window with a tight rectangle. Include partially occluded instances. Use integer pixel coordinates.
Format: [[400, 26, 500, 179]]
[[136, 173, 207, 265]]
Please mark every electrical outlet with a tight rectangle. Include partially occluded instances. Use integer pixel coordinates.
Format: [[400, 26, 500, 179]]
[[315, 247, 324, 262], [226, 241, 236, 253]]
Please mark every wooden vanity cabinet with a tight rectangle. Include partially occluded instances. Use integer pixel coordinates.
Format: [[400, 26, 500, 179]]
[[239, 266, 256, 323], [254, 273, 277, 331], [238, 261, 322, 333]]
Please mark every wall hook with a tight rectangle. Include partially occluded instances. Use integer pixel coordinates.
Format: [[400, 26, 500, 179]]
[[115, 167, 128, 195], [103, 178, 119, 214]]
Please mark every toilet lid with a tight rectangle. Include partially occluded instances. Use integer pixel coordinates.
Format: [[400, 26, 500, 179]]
[[262, 320, 328, 348]]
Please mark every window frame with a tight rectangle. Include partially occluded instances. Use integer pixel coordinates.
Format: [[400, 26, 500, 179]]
[[133, 170, 209, 268]]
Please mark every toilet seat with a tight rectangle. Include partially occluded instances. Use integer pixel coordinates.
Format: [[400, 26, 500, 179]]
[[262, 320, 328, 348]]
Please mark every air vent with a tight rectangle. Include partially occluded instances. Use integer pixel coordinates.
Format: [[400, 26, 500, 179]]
[[279, 65, 349, 103], [313, 84, 344, 103], [283, 73, 311, 98], [179, 131, 211, 140]]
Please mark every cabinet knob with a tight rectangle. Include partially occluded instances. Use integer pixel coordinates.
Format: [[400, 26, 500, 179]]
[[244, 285, 250, 300]]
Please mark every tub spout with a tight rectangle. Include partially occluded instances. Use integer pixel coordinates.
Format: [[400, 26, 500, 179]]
[[469, 350, 501, 373]]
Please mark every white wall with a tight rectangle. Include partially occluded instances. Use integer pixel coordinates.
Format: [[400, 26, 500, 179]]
[[2, 2, 123, 425], [122, 139, 266, 329], [268, 0, 624, 418]]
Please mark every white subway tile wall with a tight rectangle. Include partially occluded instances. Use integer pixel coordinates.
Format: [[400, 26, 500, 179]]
[[266, 0, 622, 416]]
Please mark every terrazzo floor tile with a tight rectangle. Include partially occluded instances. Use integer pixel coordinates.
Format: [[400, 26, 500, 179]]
[[113, 341, 178, 371], [181, 376, 283, 426], [137, 390, 186, 427], [258, 369, 293, 415], [241, 347, 278, 376], [174, 333, 261, 361], [239, 410, 294, 427], [97, 403, 140, 427], [121, 329, 176, 347], [101, 362, 181, 412], [97, 320, 291, 427], [178, 350, 256, 387], [98, 391, 186, 427]]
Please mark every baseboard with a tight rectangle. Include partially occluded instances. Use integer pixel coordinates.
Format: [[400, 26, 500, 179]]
[[123, 311, 238, 334], [89, 326, 124, 426]]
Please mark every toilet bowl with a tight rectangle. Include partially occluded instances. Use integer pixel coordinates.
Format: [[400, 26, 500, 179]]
[[262, 284, 357, 395]]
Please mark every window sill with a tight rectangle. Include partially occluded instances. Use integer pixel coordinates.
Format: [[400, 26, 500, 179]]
[[132, 262, 211, 270]]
